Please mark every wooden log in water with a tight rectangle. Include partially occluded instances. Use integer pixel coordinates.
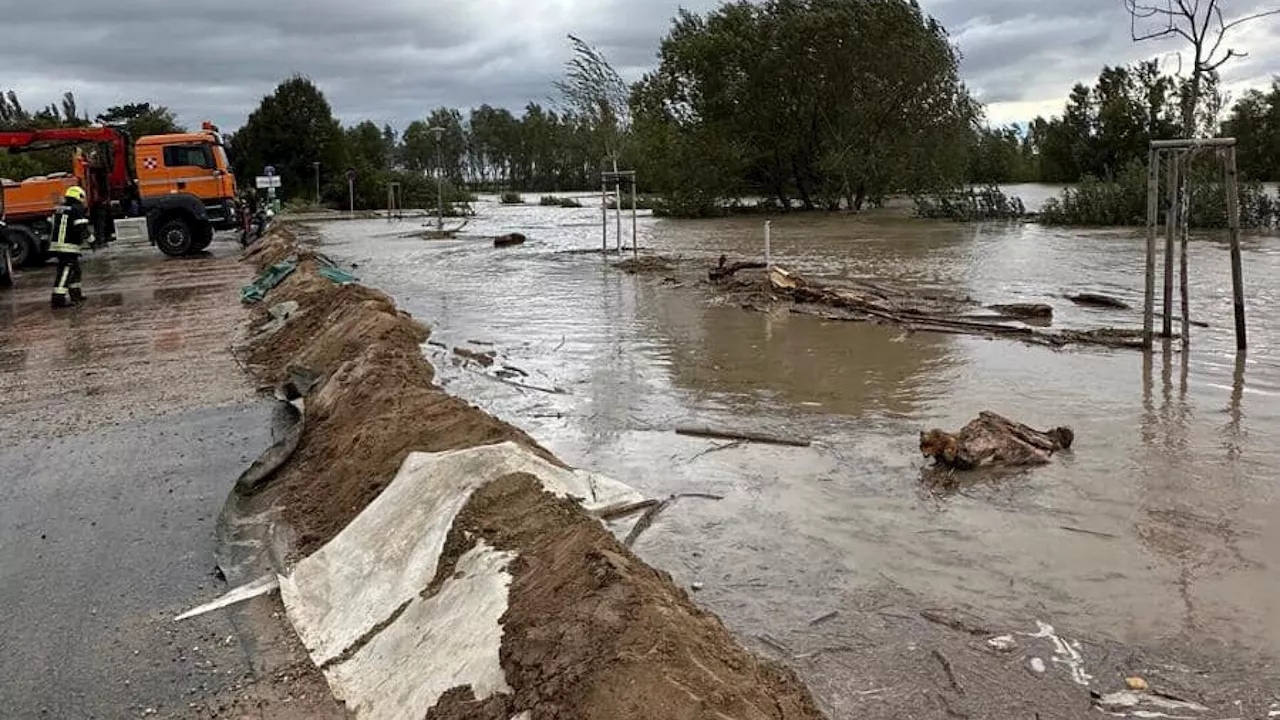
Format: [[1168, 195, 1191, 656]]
[[676, 426, 811, 447], [494, 232, 527, 247], [1069, 293, 1131, 310], [989, 303, 1054, 320]]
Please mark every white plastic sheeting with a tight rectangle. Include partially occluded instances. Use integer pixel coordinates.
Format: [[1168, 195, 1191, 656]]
[[323, 541, 516, 718], [279, 441, 643, 720]]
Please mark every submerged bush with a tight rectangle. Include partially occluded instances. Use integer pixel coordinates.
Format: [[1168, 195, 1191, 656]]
[[1038, 158, 1279, 229], [540, 195, 583, 208], [500, 191, 524, 204], [914, 184, 1026, 221]]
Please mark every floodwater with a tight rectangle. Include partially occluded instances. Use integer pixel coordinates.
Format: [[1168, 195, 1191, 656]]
[[312, 196, 1279, 713]]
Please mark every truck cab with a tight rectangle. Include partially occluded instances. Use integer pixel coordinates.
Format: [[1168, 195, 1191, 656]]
[[132, 122, 239, 232]]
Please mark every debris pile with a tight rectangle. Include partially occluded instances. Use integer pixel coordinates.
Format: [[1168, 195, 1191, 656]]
[[234, 225, 827, 718], [750, 264, 1152, 349]]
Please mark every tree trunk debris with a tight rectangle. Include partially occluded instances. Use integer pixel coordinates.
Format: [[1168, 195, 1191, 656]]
[[709, 254, 767, 282], [920, 411, 1074, 471]]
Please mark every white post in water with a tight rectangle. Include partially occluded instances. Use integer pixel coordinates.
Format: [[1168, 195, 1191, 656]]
[[764, 220, 773, 269]]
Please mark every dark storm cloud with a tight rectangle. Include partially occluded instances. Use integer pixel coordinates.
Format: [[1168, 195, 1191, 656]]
[[0, 0, 1277, 130]]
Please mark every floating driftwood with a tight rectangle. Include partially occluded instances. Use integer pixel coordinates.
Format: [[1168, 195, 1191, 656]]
[[494, 232, 527, 247], [453, 346, 496, 367], [989, 303, 1053, 321], [1069, 293, 1131, 310]]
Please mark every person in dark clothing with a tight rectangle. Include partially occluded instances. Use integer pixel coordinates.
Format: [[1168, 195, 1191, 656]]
[[48, 186, 94, 308]]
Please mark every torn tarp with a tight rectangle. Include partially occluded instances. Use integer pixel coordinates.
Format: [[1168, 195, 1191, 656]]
[[240, 258, 298, 304]]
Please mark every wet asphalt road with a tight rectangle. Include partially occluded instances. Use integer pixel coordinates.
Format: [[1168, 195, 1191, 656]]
[[0, 238, 274, 719]]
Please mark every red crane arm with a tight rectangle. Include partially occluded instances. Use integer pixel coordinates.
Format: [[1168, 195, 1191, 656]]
[[0, 126, 133, 195]]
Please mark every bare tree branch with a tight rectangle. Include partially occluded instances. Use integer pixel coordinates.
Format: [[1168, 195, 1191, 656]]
[[1221, 8, 1280, 31], [1126, 0, 1279, 134]]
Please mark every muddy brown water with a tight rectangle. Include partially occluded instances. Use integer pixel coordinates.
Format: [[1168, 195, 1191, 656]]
[[309, 197, 1279, 713]]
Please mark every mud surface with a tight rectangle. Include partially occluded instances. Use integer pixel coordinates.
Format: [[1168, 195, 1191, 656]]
[[310, 199, 1280, 716], [0, 239, 293, 718]]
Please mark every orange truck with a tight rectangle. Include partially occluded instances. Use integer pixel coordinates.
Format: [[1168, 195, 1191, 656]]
[[0, 121, 239, 267]]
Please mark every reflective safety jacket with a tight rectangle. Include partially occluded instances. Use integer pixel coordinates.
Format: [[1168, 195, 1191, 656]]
[[48, 200, 91, 254]]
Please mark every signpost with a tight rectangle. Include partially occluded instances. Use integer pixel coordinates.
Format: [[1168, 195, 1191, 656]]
[[347, 169, 357, 214], [258, 166, 281, 213]]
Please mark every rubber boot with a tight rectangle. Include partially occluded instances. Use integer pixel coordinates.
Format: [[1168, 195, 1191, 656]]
[[70, 288, 84, 304], [51, 293, 72, 309]]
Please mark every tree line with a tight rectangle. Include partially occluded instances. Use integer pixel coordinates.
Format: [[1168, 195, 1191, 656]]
[[1, 91, 185, 182], [224, 74, 619, 210], [6, 0, 1279, 219]]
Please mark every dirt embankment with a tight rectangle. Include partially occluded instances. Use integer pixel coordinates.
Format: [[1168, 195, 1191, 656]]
[[238, 227, 827, 718], [240, 228, 554, 552]]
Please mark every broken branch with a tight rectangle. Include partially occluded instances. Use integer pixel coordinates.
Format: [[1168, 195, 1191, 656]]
[[676, 426, 811, 447]]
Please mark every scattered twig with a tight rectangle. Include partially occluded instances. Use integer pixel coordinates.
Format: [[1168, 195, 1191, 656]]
[[672, 492, 726, 501], [624, 498, 672, 547], [460, 365, 566, 395], [920, 608, 991, 636], [619, 493, 724, 546], [553, 334, 567, 352], [454, 346, 496, 367], [809, 610, 839, 626], [1059, 525, 1120, 540], [794, 644, 859, 661], [676, 425, 811, 448], [756, 633, 793, 655], [593, 499, 661, 521], [687, 439, 745, 462], [932, 648, 966, 696]]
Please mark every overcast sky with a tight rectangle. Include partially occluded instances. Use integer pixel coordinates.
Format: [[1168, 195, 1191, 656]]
[[1, 0, 1277, 132]]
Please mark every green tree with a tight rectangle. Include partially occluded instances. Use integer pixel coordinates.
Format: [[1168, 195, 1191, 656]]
[[630, 0, 976, 212], [1225, 81, 1280, 180], [402, 108, 466, 181], [96, 102, 184, 139], [554, 35, 630, 170], [229, 75, 345, 199]]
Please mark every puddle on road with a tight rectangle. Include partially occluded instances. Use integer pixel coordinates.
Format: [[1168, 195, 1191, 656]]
[[312, 203, 1280, 710]]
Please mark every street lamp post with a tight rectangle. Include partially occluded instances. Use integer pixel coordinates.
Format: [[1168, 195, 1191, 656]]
[[313, 162, 321, 205], [429, 126, 445, 232]]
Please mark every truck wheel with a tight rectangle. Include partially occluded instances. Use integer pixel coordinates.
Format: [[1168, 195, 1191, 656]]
[[2, 225, 43, 268], [192, 226, 214, 252], [0, 245, 13, 288], [156, 218, 196, 257]]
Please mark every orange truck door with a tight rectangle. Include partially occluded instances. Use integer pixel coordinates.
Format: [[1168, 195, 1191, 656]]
[[142, 143, 220, 200]]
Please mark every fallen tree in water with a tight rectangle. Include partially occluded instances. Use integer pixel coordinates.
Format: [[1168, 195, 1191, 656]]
[[754, 265, 1153, 350], [920, 411, 1074, 470]]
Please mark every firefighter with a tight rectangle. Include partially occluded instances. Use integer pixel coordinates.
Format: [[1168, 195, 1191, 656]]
[[48, 185, 94, 308]]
